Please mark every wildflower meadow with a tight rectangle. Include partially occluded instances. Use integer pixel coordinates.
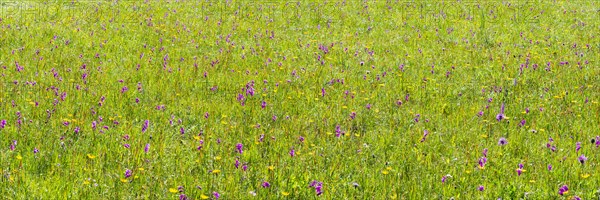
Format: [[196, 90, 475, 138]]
[[0, 1, 599, 199]]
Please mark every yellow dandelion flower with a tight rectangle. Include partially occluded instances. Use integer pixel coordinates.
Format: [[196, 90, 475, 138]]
[[169, 188, 178, 193], [581, 174, 591, 179], [214, 156, 221, 161], [282, 191, 290, 196], [87, 154, 96, 159], [138, 168, 144, 171], [267, 166, 275, 171], [381, 170, 389, 175], [83, 180, 90, 185], [200, 194, 209, 199], [16, 155, 22, 160], [212, 170, 221, 174]]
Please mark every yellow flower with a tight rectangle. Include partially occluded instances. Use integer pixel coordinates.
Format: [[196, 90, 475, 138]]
[[214, 156, 221, 161], [120, 178, 128, 183], [169, 188, 178, 193], [267, 166, 275, 171], [138, 168, 144, 171], [381, 170, 389, 175], [200, 194, 209, 199], [83, 180, 90, 185], [87, 154, 96, 159], [581, 174, 591, 179], [282, 191, 290, 196], [16, 155, 22, 160], [212, 170, 221, 174]]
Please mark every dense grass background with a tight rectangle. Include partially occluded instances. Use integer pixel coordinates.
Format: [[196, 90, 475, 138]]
[[0, 1, 599, 199]]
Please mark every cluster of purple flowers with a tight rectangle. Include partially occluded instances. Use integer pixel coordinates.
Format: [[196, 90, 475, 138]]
[[309, 180, 323, 196]]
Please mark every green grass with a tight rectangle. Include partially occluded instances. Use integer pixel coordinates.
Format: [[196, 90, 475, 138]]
[[0, 0, 599, 199]]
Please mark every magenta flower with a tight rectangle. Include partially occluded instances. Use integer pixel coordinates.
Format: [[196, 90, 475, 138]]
[[144, 143, 150, 153], [121, 86, 128, 93], [308, 181, 323, 196], [478, 157, 487, 169], [289, 148, 295, 157], [498, 137, 508, 146], [496, 102, 506, 121], [236, 143, 243, 154], [213, 191, 220, 200], [477, 110, 484, 117], [578, 154, 587, 164], [558, 185, 568, 196], [516, 163, 524, 176], [441, 175, 450, 183], [10, 140, 16, 151], [179, 194, 188, 200], [420, 130, 429, 142], [576, 142, 581, 152], [519, 119, 526, 127], [261, 181, 271, 188], [125, 169, 132, 178], [478, 185, 484, 191], [142, 120, 149, 133]]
